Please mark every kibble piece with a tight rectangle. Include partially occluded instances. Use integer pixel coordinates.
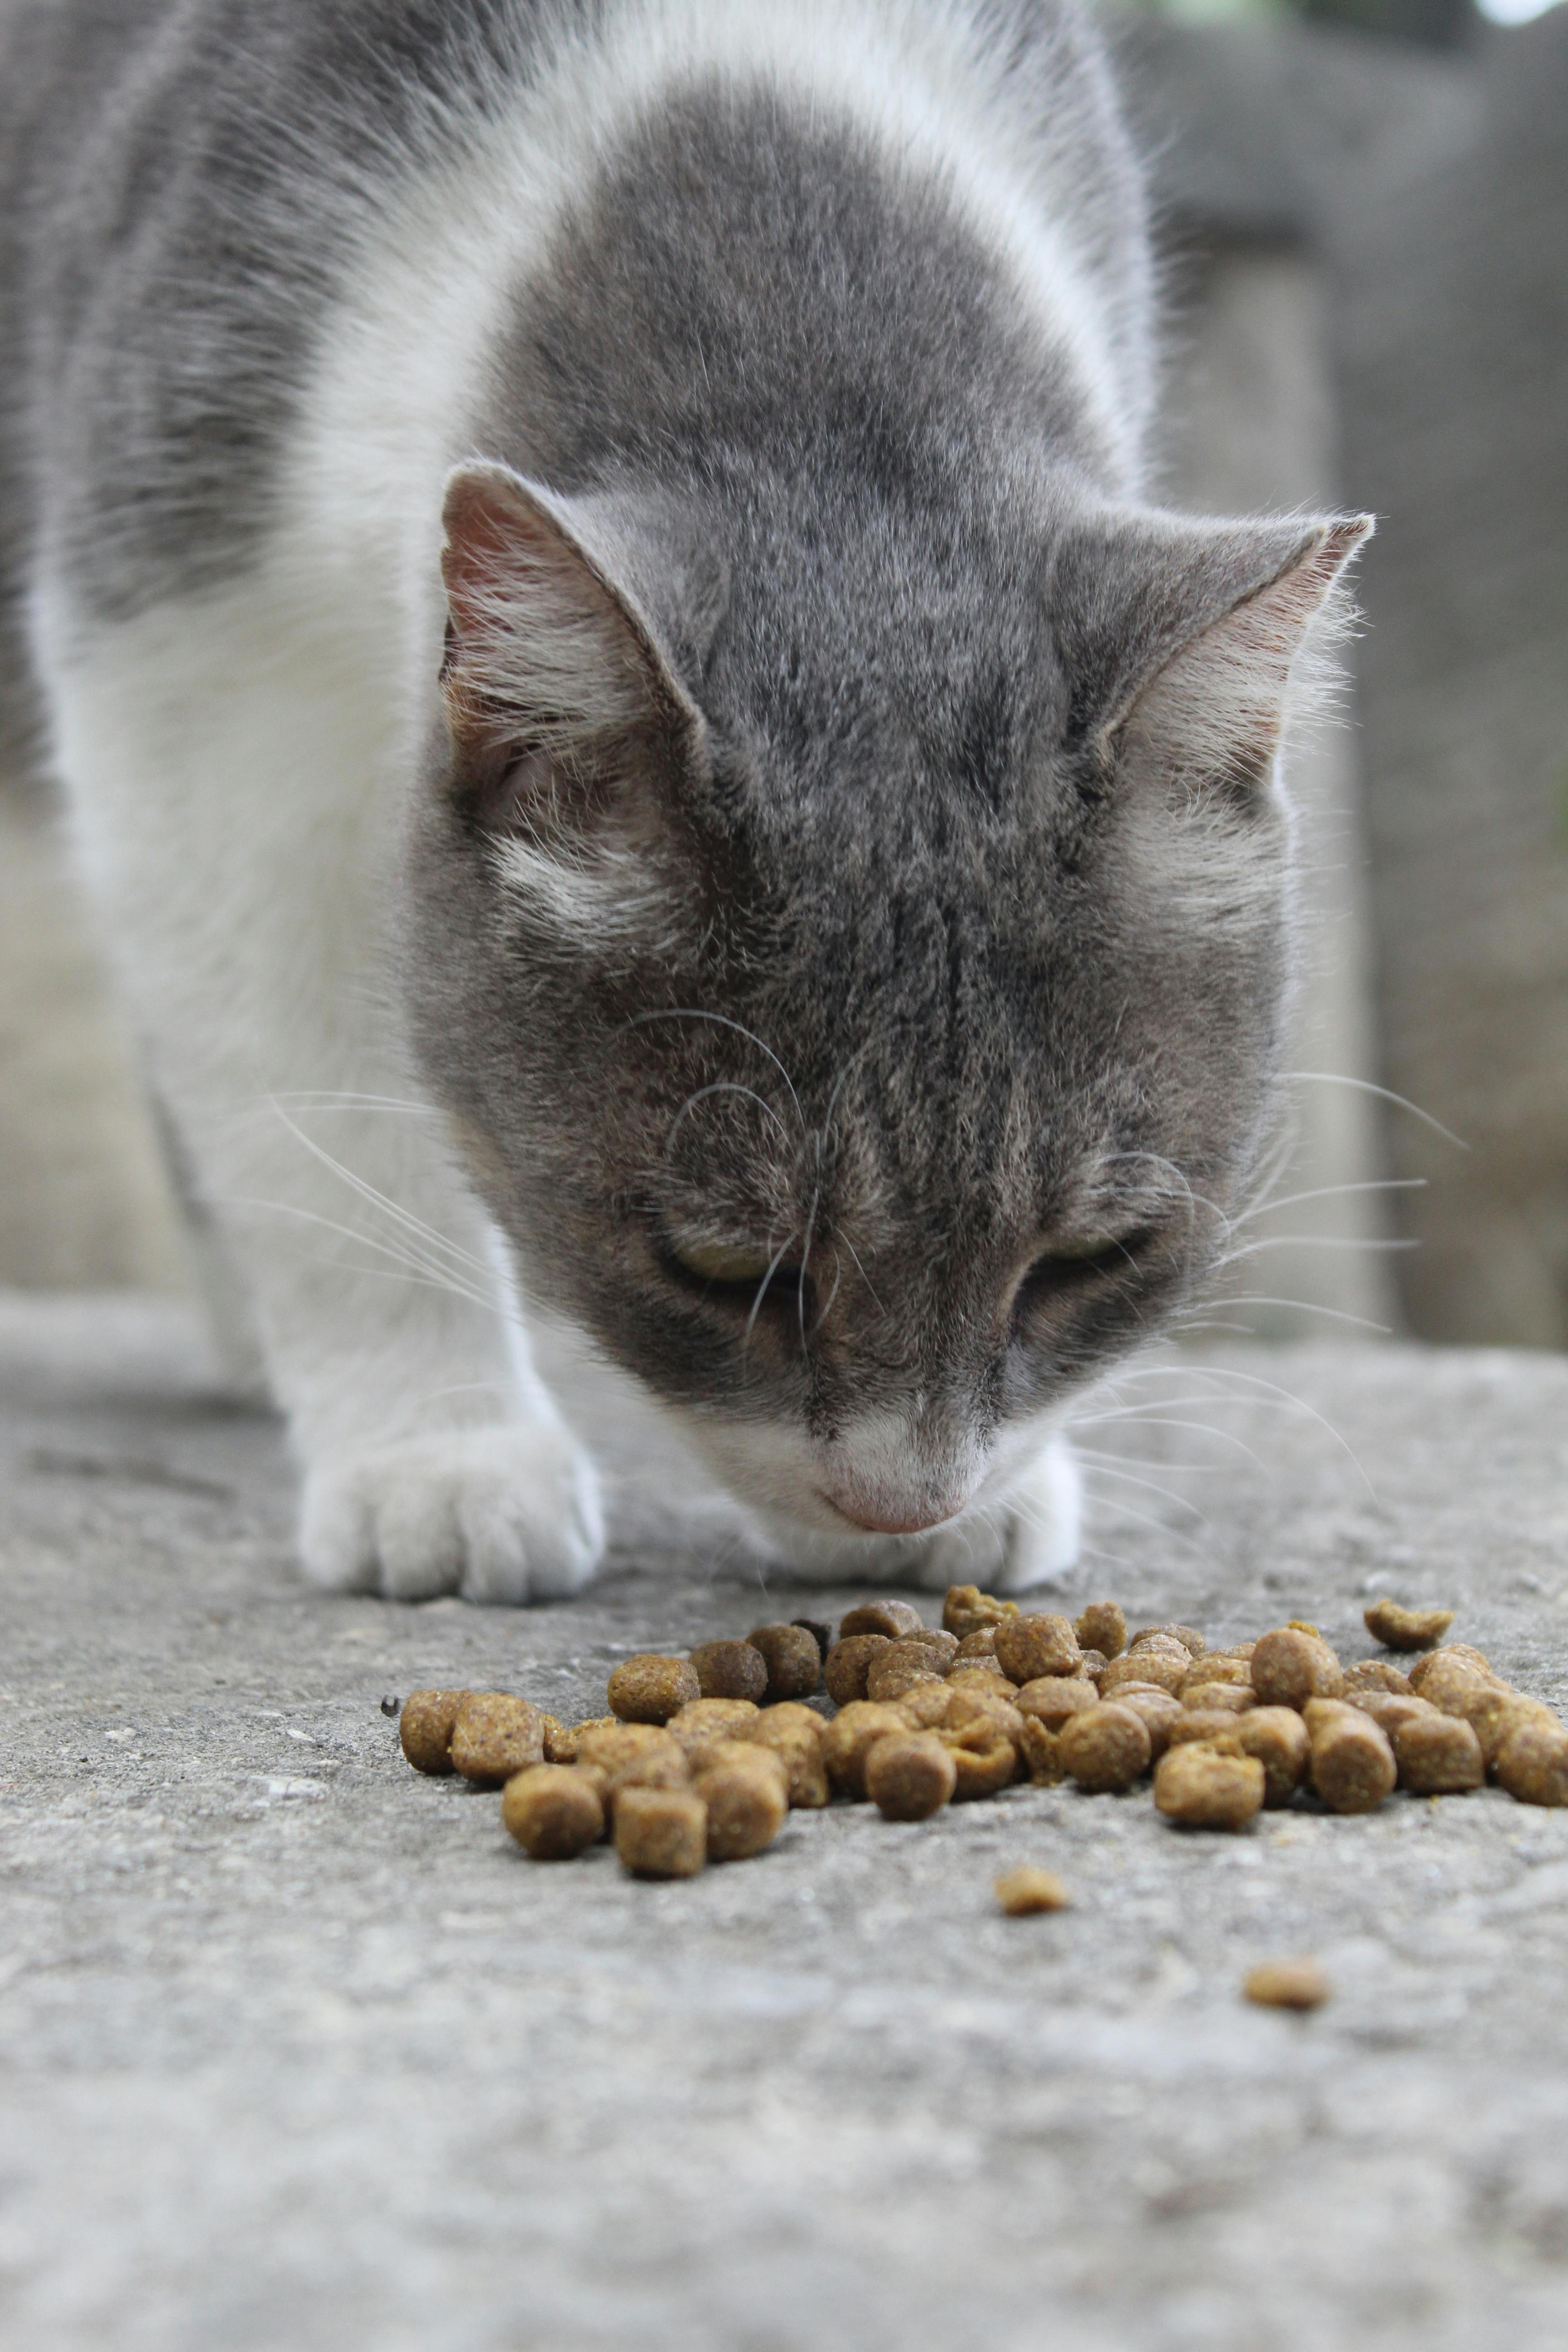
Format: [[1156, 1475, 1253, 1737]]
[[1494, 1715, 1568, 1806], [603, 1740, 693, 1813], [747, 1623, 824, 1702], [1077, 1649, 1108, 1684], [1179, 1681, 1257, 1715], [1346, 1690, 1431, 1739], [1166, 1710, 1249, 1751], [1015, 1676, 1102, 1731], [941, 1584, 1019, 1639], [995, 1613, 1082, 1686], [955, 1627, 1002, 1661], [575, 1720, 683, 1780], [865, 1732, 957, 1820], [692, 1744, 789, 1860], [398, 1688, 470, 1775], [740, 1709, 829, 1807], [501, 1764, 605, 1859], [667, 1697, 761, 1758], [1408, 1643, 1492, 1693], [1073, 1602, 1127, 1661], [939, 1714, 1018, 1801], [1243, 1957, 1331, 2011], [995, 1866, 1071, 1916], [1364, 1598, 1456, 1652], [824, 1634, 893, 1706], [1130, 1623, 1205, 1658], [1101, 1649, 1188, 1699], [867, 1637, 953, 1703], [891, 1682, 960, 1732], [1058, 1702, 1152, 1794], [1015, 1716, 1066, 1784], [1154, 1743, 1266, 1831], [823, 1701, 910, 1798], [790, 1618, 833, 1663], [1307, 1710, 1396, 1813], [1250, 1628, 1346, 1711], [946, 1662, 1018, 1696], [1111, 1686, 1184, 1760], [1392, 1710, 1485, 1795], [945, 1683, 1025, 1740], [607, 1654, 701, 1726], [450, 1694, 548, 1786], [1343, 1660, 1416, 1696], [614, 1785, 707, 1878], [1180, 1656, 1253, 1693], [549, 1715, 617, 1764], [839, 1599, 926, 1641], [688, 1640, 769, 1705], [1229, 1706, 1311, 1808]]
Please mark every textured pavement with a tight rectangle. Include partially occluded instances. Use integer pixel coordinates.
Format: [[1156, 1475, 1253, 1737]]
[[4, 1294, 1568, 2351]]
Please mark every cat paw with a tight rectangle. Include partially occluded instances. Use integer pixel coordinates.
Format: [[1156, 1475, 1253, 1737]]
[[298, 1425, 605, 1603]]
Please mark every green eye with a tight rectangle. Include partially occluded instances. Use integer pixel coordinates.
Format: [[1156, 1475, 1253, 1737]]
[[667, 1235, 780, 1287]]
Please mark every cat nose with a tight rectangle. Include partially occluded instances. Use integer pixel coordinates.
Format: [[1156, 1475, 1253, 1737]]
[[816, 1489, 963, 1536]]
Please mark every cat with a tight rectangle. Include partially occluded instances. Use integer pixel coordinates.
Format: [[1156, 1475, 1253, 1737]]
[[0, 0, 1368, 1603]]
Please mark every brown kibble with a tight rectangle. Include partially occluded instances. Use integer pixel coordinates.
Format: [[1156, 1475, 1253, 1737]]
[[1306, 1707, 1396, 1813], [688, 1639, 769, 1705], [739, 1708, 828, 1807], [574, 1719, 681, 1779], [746, 1623, 824, 1702], [1166, 1710, 1250, 1750], [955, 1626, 1002, 1661], [549, 1714, 616, 1764], [865, 1732, 957, 1820], [1111, 1686, 1185, 1759], [692, 1744, 789, 1860], [939, 1714, 1018, 1801], [602, 1737, 692, 1813], [941, 1584, 1019, 1638], [1346, 1690, 1432, 1739], [995, 1866, 1072, 1916], [1073, 1601, 1127, 1661], [839, 1598, 926, 1641], [1424, 1674, 1544, 1766], [995, 1613, 1082, 1685], [449, 1693, 548, 1785], [1178, 1681, 1257, 1715], [501, 1764, 605, 1859], [1250, 1628, 1346, 1711], [1363, 1598, 1456, 1652], [1077, 1649, 1108, 1683], [607, 1653, 701, 1726], [1392, 1710, 1485, 1795], [1154, 1743, 1266, 1831], [1016, 1716, 1067, 1784], [1229, 1706, 1311, 1808], [1057, 1702, 1152, 1794], [1015, 1675, 1102, 1731], [1243, 1957, 1331, 2011], [946, 1662, 1019, 1696], [613, 1784, 707, 1878], [1130, 1623, 1205, 1658], [398, 1688, 470, 1775], [666, 1697, 761, 1758], [867, 1637, 954, 1702], [822, 1702, 910, 1798], [1180, 1656, 1253, 1693], [1495, 1715, 1568, 1806], [1408, 1643, 1492, 1692], [1343, 1660, 1415, 1696], [824, 1633, 893, 1705], [1101, 1649, 1188, 1699], [891, 1682, 960, 1731], [790, 1618, 833, 1662]]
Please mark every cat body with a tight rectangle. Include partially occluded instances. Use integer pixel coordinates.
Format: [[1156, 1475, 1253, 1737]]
[[0, 0, 1367, 1599]]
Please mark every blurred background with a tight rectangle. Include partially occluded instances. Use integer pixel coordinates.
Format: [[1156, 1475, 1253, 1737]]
[[0, 0, 1564, 1353]]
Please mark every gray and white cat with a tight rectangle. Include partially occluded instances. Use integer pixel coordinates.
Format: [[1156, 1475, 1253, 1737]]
[[0, 0, 1367, 1602]]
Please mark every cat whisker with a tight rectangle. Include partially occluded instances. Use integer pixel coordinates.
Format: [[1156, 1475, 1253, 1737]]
[[1225, 1176, 1426, 1233], [264, 1101, 491, 1279], [1176, 1294, 1392, 1334], [1276, 1071, 1470, 1152], [663, 1080, 793, 1154], [625, 1008, 803, 1131], [217, 1196, 500, 1315]]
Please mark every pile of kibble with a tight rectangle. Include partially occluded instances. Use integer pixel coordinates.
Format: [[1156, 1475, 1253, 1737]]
[[395, 1587, 1568, 1882]]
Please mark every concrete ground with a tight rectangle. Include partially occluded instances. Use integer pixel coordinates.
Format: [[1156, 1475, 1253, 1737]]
[[4, 1294, 1568, 2352]]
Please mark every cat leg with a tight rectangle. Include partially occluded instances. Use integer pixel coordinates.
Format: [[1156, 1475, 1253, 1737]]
[[36, 565, 604, 1603]]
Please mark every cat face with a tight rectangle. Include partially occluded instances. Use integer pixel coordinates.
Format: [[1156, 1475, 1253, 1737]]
[[407, 463, 1367, 1538]]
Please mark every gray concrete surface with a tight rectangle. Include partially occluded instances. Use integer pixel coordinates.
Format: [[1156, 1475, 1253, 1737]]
[[5, 1294, 1568, 2352]]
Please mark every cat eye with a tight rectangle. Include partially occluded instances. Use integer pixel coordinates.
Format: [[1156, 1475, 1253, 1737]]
[[666, 1235, 783, 1287], [1013, 1226, 1155, 1319], [660, 1231, 809, 1319]]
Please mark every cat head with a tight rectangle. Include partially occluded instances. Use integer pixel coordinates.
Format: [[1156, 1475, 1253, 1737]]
[[405, 458, 1368, 1543]]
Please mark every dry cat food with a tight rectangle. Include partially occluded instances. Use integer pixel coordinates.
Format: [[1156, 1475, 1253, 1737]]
[[394, 1584, 1567, 1891], [1243, 1957, 1332, 2011], [995, 1866, 1072, 1916]]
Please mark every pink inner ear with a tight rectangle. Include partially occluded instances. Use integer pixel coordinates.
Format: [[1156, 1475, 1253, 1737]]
[[441, 476, 527, 650]]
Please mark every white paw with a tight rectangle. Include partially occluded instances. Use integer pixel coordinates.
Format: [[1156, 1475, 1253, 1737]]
[[990, 1432, 1083, 1592], [298, 1425, 605, 1603]]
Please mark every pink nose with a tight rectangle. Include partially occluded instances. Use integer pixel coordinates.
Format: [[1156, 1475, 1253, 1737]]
[[819, 1492, 961, 1537]]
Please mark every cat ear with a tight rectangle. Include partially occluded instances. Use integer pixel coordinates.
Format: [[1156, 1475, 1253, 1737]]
[[438, 462, 707, 955], [440, 460, 703, 782], [1063, 510, 1373, 802]]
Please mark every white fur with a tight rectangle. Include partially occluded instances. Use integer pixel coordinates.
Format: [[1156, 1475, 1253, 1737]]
[[31, 0, 1122, 1598]]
